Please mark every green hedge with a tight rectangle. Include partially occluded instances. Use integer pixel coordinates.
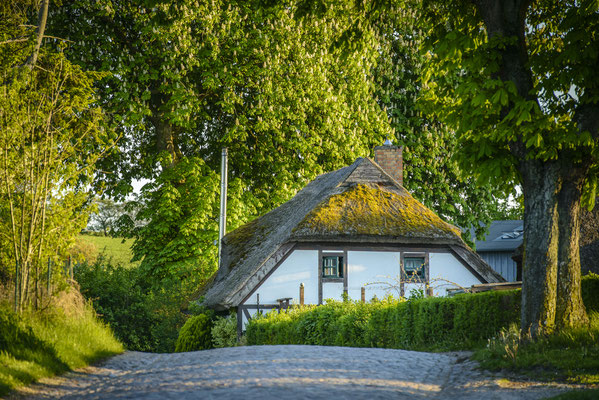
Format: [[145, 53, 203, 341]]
[[246, 274, 599, 349], [175, 313, 214, 352]]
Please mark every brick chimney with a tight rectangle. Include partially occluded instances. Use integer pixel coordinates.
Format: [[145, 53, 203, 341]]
[[374, 139, 403, 185]]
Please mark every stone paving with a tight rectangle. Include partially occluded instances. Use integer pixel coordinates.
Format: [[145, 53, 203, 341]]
[[11, 345, 581, 399]]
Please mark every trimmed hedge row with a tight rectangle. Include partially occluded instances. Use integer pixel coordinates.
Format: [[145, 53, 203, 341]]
[[246, 273, 599, 349]]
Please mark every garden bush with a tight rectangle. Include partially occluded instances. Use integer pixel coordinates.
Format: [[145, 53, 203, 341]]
[[75, 258, 189, 352], [247, 274, 599, 350], [211, 313, 238, 348], [175, 313, 214, 352]]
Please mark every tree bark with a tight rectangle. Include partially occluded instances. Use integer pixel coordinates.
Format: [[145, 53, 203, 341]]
[[520, 159, 560, 336], [27, 0, 50, 69], [555, 100, 599, 329], [475, 0, 561, 337], [555, 167, 589, 329], [150, 93, 181, 167]]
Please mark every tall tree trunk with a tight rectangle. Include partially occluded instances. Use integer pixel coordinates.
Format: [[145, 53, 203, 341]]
[[150, 93, 180, 168], [520, 159, 560, 337], [154, 118, 179, 165], [26, 0, 49, 69], [555, 169, 589, 329]]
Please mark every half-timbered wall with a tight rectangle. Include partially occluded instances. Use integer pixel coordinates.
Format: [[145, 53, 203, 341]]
[[239, 246, 485, 328]]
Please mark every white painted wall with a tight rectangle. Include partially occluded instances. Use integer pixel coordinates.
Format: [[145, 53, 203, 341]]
[[429, 252, 482, 296], [239, 248, 484, 327], [322, 282, 344, 302], [240, 250, 318, 328], [347, 251, 401, 301], [247, 250, 318, 305]]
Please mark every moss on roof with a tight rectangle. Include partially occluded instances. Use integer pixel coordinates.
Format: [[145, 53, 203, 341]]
[[221, 215, 273, 272], [293, 183, 462, 240]]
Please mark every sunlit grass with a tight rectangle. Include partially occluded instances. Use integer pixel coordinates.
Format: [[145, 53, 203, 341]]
[[0, 293, 123, 397], [474, 311, 599, 384], [78, 234, 138, 268]]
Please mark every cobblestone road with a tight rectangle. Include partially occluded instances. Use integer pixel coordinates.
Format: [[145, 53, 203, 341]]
[[13, 345, 580, 399]]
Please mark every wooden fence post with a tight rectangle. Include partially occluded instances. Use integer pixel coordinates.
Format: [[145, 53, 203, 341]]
[[361, 286, 365, 303], [237, 307, 243, 339], [299, 283, 304, 306]]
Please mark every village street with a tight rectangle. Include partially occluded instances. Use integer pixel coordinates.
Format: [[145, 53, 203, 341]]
[[13, 345, 578, 399]]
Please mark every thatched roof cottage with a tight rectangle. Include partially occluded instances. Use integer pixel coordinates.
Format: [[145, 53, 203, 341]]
[[201, 142, 504, 329]]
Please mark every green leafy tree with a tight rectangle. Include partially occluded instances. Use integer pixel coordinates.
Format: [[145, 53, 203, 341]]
[[88, 198, 125, 236], [373, 7, 518, 242], [418, 0, 598, 334], [50, 0, 392, 290], [0, 1, 112, 310]]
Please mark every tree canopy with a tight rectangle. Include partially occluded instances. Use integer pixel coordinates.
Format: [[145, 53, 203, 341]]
[[419, 0, 599, 334]]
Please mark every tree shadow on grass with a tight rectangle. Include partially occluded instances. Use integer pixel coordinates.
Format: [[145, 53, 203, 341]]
[[0, 312, 70, 396]]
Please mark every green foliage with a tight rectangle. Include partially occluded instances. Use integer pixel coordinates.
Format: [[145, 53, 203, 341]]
[[175, 313, 214, 352], [0, 2, 113, 307], [581, 273, 599, 313], [126, 157, 223, 289], [0, 299, 123, 397], [247, 275, 599, 350], [74, 259, 186, 353], [246, 291, 521, 350], [547, 389, 599, 400], [372, 6, 519, 241], [50, 0, 393, 292], [211, 313, 238, 348], [50, 0, 391, 201], [476, 312, 599, 384]]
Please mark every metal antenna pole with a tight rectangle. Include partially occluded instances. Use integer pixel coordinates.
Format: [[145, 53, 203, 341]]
[[218, 147, 228, 269]]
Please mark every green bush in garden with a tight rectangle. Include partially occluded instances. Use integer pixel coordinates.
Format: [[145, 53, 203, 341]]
[[247, 274, 599, 349], [175, 313, 214, 352], [211, 313, 239, 348], [75, 259, 190, 353]]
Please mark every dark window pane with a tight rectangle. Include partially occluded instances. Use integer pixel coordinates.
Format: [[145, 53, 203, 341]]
[[404, 257, 425, 280], [322, 256, 343, 278]]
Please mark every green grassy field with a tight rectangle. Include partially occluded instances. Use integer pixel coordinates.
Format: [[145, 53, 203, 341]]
[[77, 234, 139, 267]]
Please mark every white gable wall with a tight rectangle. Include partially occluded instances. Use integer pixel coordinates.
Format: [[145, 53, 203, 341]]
[[249, 249, 319, 305], [240, 247, 484, 327], [429, 252, 482, 296]]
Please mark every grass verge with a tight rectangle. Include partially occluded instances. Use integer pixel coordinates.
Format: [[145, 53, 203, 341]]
[[0, 290, 124, 397], [473, 311, 599, 384], [546, 389, 599, 399]]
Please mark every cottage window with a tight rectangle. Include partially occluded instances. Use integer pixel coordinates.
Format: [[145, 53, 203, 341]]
[[322, 256, 343, 278], [404, 257, 425, 280]]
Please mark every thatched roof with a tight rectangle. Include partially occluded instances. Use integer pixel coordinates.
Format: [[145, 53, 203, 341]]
[[201, 158, 503, 310]]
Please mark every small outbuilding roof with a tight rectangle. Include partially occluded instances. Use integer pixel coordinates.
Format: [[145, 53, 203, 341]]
[[474, 220, 524, 252], [201, 158, 503, 310]]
